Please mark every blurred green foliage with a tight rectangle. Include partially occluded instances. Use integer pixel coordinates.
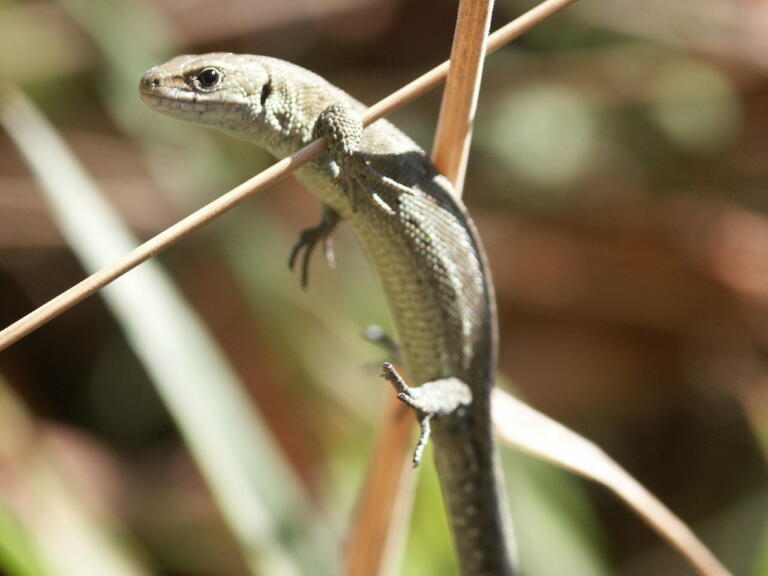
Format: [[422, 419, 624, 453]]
[[0, 0, 765, 575]]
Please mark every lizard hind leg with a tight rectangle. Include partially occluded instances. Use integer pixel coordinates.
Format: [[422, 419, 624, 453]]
[[288, 205, 340, 288], [380, 363, 472, 467], [364, 324, 402, 364]]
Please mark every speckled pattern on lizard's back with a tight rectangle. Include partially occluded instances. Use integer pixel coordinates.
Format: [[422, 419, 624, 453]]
[[140, 53, 517, 576]]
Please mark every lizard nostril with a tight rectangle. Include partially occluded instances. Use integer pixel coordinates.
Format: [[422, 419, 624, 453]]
[[139, 73, 162, 98]]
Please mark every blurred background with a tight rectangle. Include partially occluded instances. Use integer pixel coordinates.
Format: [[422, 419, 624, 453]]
[[0, 0, 766, 574]]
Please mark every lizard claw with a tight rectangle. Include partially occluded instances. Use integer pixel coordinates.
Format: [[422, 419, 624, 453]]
[[288, 207, 340, 288], [411, 414, 432, 468]]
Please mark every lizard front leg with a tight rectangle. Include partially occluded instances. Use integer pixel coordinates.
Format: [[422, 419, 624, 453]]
[[287, 104, 367, 289], [312, 104, 403, 215], [289, 205, 339, 288]]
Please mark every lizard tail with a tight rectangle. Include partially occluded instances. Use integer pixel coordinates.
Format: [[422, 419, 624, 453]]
[[432, 405, 517, 576]]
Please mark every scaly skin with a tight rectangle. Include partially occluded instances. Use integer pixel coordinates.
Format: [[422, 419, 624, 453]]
[[140, 53, 516, 575]]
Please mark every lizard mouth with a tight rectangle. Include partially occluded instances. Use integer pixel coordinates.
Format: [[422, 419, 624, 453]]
[[139, 90, 212, 113]]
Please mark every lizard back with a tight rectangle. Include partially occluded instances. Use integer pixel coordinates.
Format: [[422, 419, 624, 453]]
[[255, 56, 495, 392]]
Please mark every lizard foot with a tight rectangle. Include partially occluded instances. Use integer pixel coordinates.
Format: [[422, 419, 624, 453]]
[[380, 362, 472, 467], [289, 206, 340, 288]]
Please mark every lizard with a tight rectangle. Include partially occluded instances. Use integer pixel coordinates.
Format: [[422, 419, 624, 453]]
[[139, 53, 517, 576]]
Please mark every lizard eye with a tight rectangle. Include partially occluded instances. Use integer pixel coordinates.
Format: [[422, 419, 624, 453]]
[[196, 67, 222, 90]]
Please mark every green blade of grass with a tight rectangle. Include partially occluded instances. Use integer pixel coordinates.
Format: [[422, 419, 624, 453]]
[[0, 377, 153, 576], [0, 87, 328, 576]]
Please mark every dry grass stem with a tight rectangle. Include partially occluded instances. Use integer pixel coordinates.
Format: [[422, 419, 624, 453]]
[[365, 0, 579, 127], [343, 1, 497, 573], [0, 133, 323, 351], [432, 0, 495, 193], [492, 389, 733, 576], [343, 391, 417, 576], [0, 0, 578, 351]]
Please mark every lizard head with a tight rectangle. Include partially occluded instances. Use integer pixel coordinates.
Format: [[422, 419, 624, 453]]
[[139, 53, 274, 136], [140, 53, 354, 155]]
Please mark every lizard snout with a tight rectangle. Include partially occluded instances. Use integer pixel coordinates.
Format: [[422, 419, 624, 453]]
[[139, 70, 162, 96]]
